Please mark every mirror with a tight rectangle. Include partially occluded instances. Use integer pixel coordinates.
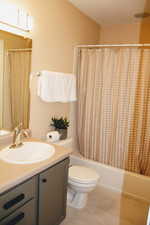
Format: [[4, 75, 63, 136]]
[[0, 30, 32, 133]]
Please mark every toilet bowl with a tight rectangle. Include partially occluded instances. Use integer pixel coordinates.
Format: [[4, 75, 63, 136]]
[[68, 165, 99, 209], [55, 139, 99, 209]]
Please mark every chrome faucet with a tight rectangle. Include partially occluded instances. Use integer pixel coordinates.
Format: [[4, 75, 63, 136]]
[[10, 123, 30, 149]]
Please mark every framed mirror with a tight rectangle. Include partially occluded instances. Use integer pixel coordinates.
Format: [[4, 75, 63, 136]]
[[0, 30, 32, 133]]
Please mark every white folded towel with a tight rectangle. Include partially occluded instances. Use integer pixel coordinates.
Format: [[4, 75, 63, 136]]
[[37, 70, 77, 103]]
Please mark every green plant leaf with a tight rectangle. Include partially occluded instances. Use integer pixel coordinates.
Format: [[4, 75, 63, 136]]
[[50, 116, 70, 129]]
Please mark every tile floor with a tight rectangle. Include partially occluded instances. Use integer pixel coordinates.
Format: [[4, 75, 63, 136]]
[[61, 186, 149, 225]]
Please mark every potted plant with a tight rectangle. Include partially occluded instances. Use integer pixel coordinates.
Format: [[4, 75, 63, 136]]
[[50, 117, 70, 140]]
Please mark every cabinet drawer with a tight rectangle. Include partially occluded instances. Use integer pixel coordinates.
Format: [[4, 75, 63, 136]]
[[0, 177, 37, 221], [0, 199, 36, 225]]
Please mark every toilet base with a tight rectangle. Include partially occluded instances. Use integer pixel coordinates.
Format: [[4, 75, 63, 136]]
[[67, 188, 88, 209]]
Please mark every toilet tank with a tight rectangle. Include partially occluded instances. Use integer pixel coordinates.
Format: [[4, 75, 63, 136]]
[[55, 138, 73, 148]]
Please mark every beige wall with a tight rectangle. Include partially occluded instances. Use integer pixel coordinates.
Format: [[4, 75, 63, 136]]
[[99, 20, 150, 45], [99, 0, 150, 44], [140, 0, 150, 43], [140, 19, 150, 44], [2, 0, 100, 138], [100, 23, 141, 44]]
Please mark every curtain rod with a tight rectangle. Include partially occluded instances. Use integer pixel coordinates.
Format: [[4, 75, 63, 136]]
[[8, 48, 32, 52], [76, 44, 150, 48]]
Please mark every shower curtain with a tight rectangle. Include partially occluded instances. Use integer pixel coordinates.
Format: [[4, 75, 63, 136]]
[[2, 51, 12, 129], [77, 48, 150, 176], [8, 51, 31, 129]]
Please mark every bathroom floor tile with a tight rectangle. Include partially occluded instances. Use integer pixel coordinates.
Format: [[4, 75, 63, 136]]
[[61, 186, 149, 225]]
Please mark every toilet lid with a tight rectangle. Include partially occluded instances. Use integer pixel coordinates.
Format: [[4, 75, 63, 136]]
[[69, 166, 99, 184]]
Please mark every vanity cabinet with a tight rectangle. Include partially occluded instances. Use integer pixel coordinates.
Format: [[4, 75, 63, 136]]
[[0, 177, 37, 221], [38, 158, 69, 225], [0, 200, 36, 225], [0, 157, 69, 225]]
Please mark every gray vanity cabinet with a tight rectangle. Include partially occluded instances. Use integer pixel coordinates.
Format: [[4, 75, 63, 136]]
[[38, 158, 69, 225], [0, 157, 69, 225], [0, 178, 37, 221], [0, 200, 36, 225], [0, 176, 37, 225]]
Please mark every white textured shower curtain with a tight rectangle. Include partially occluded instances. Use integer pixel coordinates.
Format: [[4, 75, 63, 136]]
[[8, 51, 31, 129], [77, 48, 150, 176]]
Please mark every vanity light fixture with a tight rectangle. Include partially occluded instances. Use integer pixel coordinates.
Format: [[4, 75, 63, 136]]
[[0, 3, 33, 32]]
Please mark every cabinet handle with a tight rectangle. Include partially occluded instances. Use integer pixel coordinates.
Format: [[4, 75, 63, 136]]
[[3, 194, 25, 210], [42, 178, 47, 183], [4, 212, 24, 225]]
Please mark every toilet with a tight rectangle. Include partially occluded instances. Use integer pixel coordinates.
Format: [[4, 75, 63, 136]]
[[55, 138, 99, 209], [68, 165, 99, 209]]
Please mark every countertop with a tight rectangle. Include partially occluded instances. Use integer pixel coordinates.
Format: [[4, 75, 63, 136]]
[[0, 138, 72, 194]]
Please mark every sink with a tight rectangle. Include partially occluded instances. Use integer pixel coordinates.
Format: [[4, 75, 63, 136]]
[[0, 142, 55, 164]]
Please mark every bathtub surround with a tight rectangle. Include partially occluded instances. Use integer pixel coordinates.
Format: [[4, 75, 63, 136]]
[[77, 47, 150, 176]]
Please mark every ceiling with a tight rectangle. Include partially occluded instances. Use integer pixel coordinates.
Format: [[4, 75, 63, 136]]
[[69, 0, 149, 25]]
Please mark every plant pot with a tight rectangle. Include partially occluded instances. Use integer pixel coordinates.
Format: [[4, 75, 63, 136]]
[[55, 128, 67, 140]]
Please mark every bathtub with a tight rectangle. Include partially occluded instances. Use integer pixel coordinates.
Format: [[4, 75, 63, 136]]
[[69, 152, 150, 203]]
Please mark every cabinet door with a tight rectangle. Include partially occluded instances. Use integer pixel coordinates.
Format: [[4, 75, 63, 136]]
[[38, 158, 69, 225], [0, 199, 36, 225]]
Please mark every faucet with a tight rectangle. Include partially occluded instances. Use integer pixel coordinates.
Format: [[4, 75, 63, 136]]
[[10, 123, 30, 149]]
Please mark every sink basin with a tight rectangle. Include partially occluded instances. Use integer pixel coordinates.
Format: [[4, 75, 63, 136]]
[[0, 142, 55, 164]]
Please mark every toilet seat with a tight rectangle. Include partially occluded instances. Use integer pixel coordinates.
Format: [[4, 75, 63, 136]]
[[69, 166, 99, 184]]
